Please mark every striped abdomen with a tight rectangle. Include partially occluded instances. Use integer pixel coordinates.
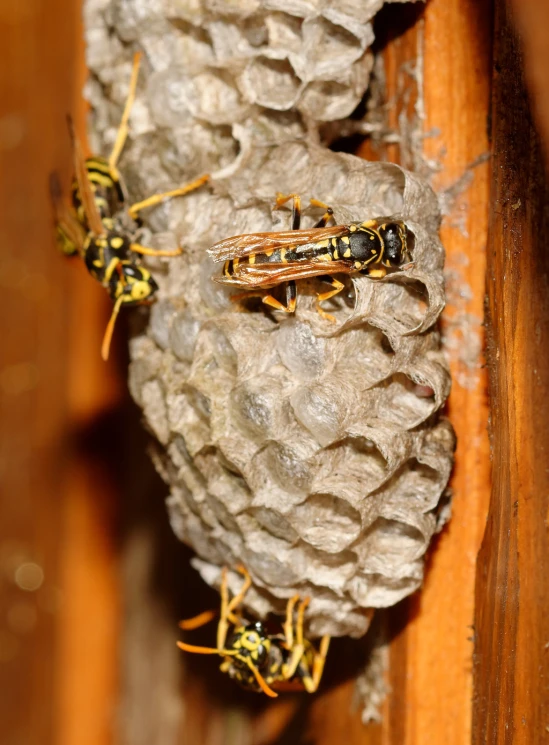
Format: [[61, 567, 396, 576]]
[[222, 235, 353, 277]]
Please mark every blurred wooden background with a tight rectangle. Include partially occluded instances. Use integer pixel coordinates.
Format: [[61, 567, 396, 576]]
[[1, 0, 548, 743]]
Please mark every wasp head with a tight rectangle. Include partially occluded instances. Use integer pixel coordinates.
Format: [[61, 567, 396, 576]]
[[227, 621, 271, 672], [378, 222, 409, 267], [111, 262, 158, 305]]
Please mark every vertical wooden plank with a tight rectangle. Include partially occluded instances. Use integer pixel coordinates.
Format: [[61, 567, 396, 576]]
[[402, 2, 493, 743], [0, 2, 79, 743], [317, 3, 492, 742], [362, 2, 493, 743], [0, 3, 126, 744], [473, 1, 549, 742]]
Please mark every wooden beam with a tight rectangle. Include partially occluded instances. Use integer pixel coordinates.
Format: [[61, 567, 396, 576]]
[[315, 2, 493, 742], [402, 1, 492, 742], [473, 1, 549, 741], [0, 1, 84, 743]]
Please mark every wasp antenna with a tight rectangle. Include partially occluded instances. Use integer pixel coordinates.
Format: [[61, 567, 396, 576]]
[[109, 51, 143, 170], [244, 658, 278, 698], [101, 295, 124, 361], [178, 610, 217, 630], [176, 641, 222, 655]]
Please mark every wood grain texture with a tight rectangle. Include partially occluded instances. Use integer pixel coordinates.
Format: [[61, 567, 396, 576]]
[[473, 2, 549, 742], [0, 3, 127, 745], [404, 2, 492, 743], [319, 3, 492, 743], [0, 0, 117, 745], [362, 2, 493, 743], [0, 2, 82, 743]]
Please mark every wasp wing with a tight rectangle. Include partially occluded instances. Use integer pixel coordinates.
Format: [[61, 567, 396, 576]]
[[207, 225, 349, 262], [67, 116, 105, 237], [49, 172, 87, 256], [214, 259, 356, 288]]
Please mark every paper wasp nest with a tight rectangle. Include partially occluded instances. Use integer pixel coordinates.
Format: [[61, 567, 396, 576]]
[[85, 0, 452, 639]]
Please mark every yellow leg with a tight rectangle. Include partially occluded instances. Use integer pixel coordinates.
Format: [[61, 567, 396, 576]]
[[283, 595, 300, 650], [108, 51, 142, 172], [262, 295, 291, 312], [309, 198, 334, 228], [296, 597, 310, 647], [262, 280, 297, 313], [217, 565, 252, 647], [275, 193, 301, 230], [217, 567, 230, 651], [127, 174, 210, 220], [316, 277, 345, 322], [309, 198, 331, 210], [302, 635, 331, 693], [130, 242, 182, 257], [281, 595, 309, 681], [366, 266, 387, 279], [231, 283, 297, 313], [226, 565, 252, 621]]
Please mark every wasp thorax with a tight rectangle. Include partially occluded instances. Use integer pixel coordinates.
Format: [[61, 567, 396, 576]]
[[349, 228, 382, 263], [107, 231, 131, 254], [379, 223, 406, 266]]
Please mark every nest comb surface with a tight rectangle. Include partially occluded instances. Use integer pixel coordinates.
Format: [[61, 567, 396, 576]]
[[84, 0, 419, 180], [84, 0, 453, 640], [125, 143, 454, 639]]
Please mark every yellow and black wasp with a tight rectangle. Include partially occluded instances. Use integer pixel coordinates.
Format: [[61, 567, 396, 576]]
[[51, 52, 209, 359], [177, 566, 330, 697], [208, 194, 412, 321]]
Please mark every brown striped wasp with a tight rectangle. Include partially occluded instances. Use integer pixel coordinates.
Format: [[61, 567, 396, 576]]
[[51, 52, 209, 359], [208, 194, 412, 321], [178, 566, 330, 697]]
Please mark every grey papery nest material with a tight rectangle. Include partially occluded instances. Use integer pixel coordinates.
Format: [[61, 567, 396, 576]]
[[85, 0, 452, 640]]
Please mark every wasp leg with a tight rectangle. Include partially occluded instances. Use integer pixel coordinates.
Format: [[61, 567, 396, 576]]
[[129, 242, 182, 258], [283, 594, 300, 651], [275, 193, 302, 230], [217, 567, 231, 651], [301, 635, 331, 693], [315, 276, 345, 322], [225, 565, 252, 624], [262, 281, 297, 313], [282, 596, 308, 681], [217, 565, 252, 649], [127, 174, 210, 220], [365, 266, 387, 279], [108, 51, 142, 173], [309, 198, 335, 228]]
